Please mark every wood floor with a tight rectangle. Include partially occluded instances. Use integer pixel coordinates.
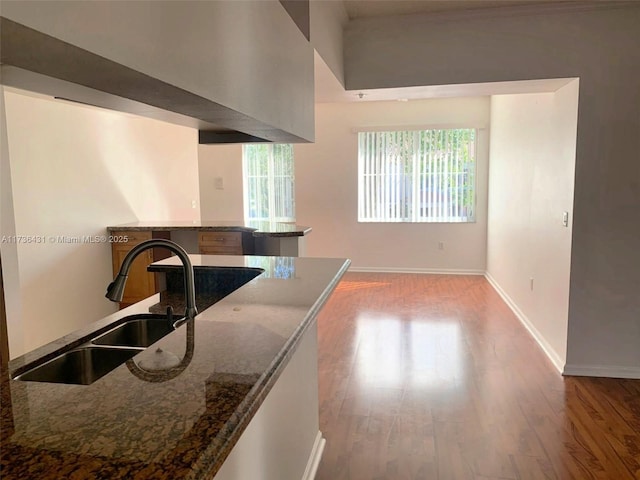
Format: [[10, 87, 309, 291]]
[[315, 273, 640, 480]]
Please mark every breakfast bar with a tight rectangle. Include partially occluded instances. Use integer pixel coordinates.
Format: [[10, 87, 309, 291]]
[[107, 221, 312, 257]]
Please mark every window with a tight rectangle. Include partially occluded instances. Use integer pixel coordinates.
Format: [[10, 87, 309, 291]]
[[358, 128, 476, 223], [243, 144, 295, 222]]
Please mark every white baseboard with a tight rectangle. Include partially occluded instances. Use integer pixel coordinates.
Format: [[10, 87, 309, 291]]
[[563, 364, 640, 379], [348, 266, 485, 275], [484, 272, 565, 374], [301, 431, 326, 480]]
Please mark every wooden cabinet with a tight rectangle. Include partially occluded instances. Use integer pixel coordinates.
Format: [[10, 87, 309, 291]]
[[110, 228, 255, 308], [198, 232, 244, 255], [111, 231, 170, 308]]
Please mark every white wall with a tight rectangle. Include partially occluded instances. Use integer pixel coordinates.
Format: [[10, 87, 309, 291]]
[[487, 81, 579, 371], [2, 89, 200, 358], [296, 97, 490, 272], [195, 97, 490, 273], [199, 144, 244, 221], [345, 5, 640, 377]]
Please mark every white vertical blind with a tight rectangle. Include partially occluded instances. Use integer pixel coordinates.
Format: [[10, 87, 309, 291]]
[[243, 144, 295, 222], [357, 128, 476, 223]]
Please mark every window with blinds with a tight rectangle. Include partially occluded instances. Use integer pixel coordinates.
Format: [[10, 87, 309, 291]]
[[358, 128, 476, 223], [243, 144, 295, 222]]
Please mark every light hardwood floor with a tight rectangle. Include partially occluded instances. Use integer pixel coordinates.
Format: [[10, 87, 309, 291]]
[[315, 273, 640, 480]]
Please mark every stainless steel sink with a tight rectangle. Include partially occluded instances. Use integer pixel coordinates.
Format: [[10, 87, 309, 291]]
[[14, 346, 142, 385], [92, 314, 178, 348]]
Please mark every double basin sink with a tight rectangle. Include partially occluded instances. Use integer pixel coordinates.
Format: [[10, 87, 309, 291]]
[[14, 266, 265, 385], [14, 313, 181, 385]]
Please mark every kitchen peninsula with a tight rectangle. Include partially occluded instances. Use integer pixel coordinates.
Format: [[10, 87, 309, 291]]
[[1, 255, 349, 480], [108, 221, 312, 306], [108, 221, 312, 256]]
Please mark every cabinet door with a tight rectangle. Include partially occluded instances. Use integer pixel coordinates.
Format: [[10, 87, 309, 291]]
[[111, 231, 155, 306]]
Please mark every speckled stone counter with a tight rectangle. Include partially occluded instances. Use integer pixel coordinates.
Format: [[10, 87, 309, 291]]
[[147, 262, 265, 315], [107, 220, 312, 237], [1, 255, 349, 480]]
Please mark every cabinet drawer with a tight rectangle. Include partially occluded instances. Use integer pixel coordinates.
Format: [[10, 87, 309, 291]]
[[200, 245, 243, 255], [111, 230, 152, 245], [198, 232, 242, 247]]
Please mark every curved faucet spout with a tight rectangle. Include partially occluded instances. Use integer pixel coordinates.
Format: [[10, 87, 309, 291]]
[[106, 239, 198, 320]]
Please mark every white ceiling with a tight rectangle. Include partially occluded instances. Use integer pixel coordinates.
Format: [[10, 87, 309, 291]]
[[315, 1, 582, 103], [343, 0, 562, 19], [314, 51, 575, 104]]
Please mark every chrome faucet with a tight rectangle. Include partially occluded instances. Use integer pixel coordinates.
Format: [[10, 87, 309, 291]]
[[106, 239, 198, 323]]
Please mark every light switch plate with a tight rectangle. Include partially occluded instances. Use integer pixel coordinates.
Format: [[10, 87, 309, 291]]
[[562, 211, 569, 227], [214, 177, 224, 190]]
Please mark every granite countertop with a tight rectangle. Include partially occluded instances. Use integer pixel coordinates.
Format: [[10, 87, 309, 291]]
[[1, 255, 349, 480], [107, 220, 312, 237]]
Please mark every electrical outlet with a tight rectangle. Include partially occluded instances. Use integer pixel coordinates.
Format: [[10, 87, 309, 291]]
[[214, 177, 224, 190], [438, 241, 444, 250], [530, 277, 534, 291], [191, 200, 197, 209], [562, 211, 569, 227]]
